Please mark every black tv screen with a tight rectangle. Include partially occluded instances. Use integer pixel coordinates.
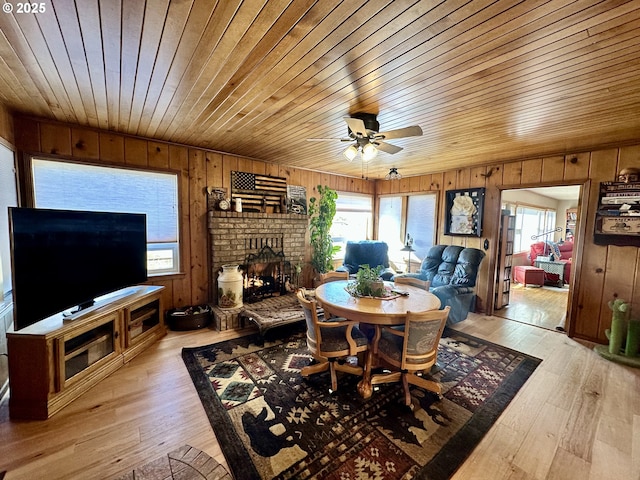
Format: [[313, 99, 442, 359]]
[[9, 207, 148, 331]]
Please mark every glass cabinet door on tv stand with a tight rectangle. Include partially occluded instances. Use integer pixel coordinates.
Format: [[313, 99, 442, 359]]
[[56, 310, 121, 391], [123, 295, 162, 362]]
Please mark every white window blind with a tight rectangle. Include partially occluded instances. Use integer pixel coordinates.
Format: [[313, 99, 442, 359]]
[[406, 194, 437, 260], [32, 159, 180, 274], [0, 144, 18, 298], [378, 196, 403, 254]]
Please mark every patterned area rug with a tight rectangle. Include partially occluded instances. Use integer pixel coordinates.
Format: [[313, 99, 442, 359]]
[[182, 327, 541, 480]]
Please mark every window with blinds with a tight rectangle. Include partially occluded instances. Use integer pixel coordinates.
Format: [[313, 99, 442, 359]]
[[0, 143, 18, 299], [32, 159, 180, 275], [378, 193, 437, 272]]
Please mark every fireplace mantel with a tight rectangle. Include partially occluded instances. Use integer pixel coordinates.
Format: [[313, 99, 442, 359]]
[[209, 210, 309, 220]]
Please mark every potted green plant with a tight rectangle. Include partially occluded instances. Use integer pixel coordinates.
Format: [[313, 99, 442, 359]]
[[346, 264, 386, 297], [308, 185, 340, 275]]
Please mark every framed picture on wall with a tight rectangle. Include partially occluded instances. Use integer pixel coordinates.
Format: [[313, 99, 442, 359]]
[[444, 187, 485, 237]]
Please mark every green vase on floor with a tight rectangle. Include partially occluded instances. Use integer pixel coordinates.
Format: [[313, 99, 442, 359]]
[[625, 320, 640, 357], [595, 298, 640, 369], [607, 299, 630, 355]]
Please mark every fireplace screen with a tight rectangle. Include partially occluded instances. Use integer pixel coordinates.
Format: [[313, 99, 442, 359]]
[[243, 244, 294, 303]]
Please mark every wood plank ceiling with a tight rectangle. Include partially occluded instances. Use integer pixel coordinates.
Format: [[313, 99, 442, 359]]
[[0, 0, 639, 179]]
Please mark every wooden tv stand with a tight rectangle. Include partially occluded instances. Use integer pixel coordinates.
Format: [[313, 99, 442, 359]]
[[7, 285, 165, 420]]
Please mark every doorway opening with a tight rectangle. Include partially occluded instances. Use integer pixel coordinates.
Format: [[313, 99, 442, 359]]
[[494, 185, 581, 331]]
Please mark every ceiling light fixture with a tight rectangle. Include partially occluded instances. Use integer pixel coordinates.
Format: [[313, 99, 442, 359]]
[[343, 142, 379, 163], [385, 167, 402, 180], [361, 143, 378, 162], [343, 145, 358, 162]]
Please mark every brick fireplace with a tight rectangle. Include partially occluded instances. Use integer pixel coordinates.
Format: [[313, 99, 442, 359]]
[[208, 210, 308, 322]]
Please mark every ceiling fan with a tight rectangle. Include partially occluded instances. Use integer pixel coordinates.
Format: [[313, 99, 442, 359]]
[[307, 113, 423, 162]]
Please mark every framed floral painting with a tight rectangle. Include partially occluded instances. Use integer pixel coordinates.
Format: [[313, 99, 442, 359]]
[[445, 187, 485, 237]]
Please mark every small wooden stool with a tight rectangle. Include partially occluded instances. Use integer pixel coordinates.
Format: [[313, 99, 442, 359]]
[[513, 265, 545, 287]]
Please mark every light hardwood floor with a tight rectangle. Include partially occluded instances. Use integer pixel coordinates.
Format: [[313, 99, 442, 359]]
[[493, 284, 569, 331], [0, 314, 638, 480]]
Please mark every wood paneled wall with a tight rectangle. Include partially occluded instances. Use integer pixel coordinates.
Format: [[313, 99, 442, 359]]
[[9, 113, 640, 343], [0, 103, 14, 147], [376, 148, 640, 343], [12, 116, 373, 316]]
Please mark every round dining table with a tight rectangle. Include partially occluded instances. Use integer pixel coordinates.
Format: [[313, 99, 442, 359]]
[[313, 280, 441, 398]]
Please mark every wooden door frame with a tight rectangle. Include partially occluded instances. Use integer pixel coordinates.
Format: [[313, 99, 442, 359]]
[[486, 180, 590, 337]]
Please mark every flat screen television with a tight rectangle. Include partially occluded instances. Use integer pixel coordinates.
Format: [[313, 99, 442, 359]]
[[9, 207, 148, 331]]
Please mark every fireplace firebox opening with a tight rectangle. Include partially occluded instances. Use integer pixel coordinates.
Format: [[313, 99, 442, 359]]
[[242, 243, 295, 303]]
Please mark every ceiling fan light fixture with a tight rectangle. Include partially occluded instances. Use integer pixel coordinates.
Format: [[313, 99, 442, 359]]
[[361, 143, 378, 162], [310, 113, 422, 164], [343, 145, 358, 161], [385, 167, 402, 180]]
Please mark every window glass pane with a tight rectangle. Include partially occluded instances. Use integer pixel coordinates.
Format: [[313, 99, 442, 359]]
[[546, 211, 556, 233], [0, 144, 18, 298], [514, 208, 523, 252], [406, 194, 437, 261], [331, 192, 372, 259], [514, 205, 556, 253], [32, 159, 179, 274], [147, 243, 179, 274], [525, 207, 541, 248]]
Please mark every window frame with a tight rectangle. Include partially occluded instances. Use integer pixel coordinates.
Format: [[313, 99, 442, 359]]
[[25, 156, 183, 278], [331, 191, 374, 260]]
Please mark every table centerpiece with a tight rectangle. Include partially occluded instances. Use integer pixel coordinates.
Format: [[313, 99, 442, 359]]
[[345, 264, 395, 298]]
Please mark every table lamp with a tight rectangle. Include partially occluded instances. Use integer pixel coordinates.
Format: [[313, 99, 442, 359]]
[[401, 233, 415, 273]]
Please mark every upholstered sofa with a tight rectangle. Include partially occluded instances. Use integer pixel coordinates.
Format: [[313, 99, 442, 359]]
[[393, 245, 486, 325], [529, 241, 573, 284], [336, 240, 395, 280]]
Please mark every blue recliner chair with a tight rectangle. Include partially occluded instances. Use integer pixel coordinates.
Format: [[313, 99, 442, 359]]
[[336, 240, 395, 281], [393, 245, 485, 324]]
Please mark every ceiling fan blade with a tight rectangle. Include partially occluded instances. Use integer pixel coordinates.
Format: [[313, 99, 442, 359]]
[[306, 137, 352, 142], [344, 117, 368, 137], [375, 125, 423, 140], [374, 141, 403, 154]]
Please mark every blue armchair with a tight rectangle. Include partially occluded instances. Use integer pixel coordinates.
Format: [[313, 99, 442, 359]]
[[336, 240, 395, 280], [393, 245, 485, 324]]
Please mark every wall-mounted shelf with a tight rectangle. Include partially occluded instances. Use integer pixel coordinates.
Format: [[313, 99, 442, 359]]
[[594, 182, 640, 246]]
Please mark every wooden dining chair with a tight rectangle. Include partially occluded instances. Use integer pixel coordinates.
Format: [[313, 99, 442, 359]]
[[370, 306, 450, 406], [297, 289, 368, 391], [319, 271, 349, 284], [318, 271, 350, 319], [393, 276, 431, 290], [390, 277, 431, 332]]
